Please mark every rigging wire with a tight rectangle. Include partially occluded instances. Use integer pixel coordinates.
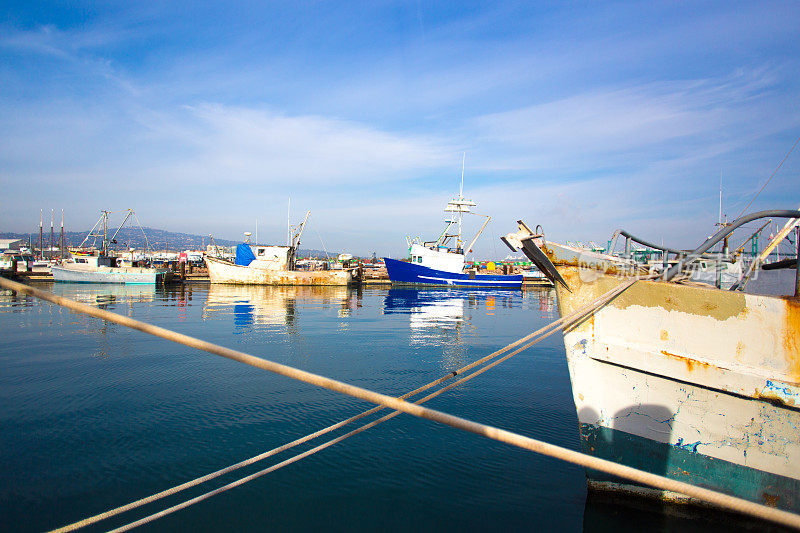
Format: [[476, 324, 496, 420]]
[[735, 134, 800, 220]]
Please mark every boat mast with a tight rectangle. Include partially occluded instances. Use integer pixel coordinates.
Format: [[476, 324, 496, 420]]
[[102, 210, 109, 255], [459, 152, 465, 246]]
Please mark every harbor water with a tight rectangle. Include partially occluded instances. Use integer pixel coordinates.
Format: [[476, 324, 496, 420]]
[[0, 283, 775, 532]]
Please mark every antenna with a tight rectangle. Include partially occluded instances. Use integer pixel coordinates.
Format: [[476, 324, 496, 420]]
[[718, 171, 722, 225], [460, 152, 465, 198]]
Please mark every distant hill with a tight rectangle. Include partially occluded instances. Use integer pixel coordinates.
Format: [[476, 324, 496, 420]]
[[0, 228, 341, 256]]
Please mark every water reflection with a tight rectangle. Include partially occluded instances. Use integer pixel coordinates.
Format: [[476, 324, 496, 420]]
[[203, 284, 357, 333], [48, 282, 161, 308]]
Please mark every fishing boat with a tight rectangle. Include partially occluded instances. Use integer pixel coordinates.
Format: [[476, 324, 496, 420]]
[[52, 210, 170, 285], [503, 211, 800, 514], [52, 253, 171, 284], [205, 211, 354, 286], [384, 168, 522, 289]]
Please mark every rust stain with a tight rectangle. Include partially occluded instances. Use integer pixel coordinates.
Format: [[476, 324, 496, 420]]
[[542, 245, 641, 277], [783, 297, 800, 382], [735, 341, 745, 357], [762, 492, 780, 507], [754, 391, 797, 408], [659, 330, 669, 341], [660, 350, 712, 373]]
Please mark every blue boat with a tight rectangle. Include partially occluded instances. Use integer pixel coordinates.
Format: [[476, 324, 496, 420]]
[[384, 257, 522, 288], [384, 172, 522, 289]]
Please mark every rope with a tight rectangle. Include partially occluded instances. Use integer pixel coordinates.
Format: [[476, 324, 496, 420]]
[[1, 276, 797, 530], [52, 281, 627, 532], [102, 282, 635, 533], [735, 134, 800, 220]]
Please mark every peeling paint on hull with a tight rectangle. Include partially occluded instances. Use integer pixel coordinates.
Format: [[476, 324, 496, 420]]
[[205, 257, 353, 286], [555, 265, 800, 513]]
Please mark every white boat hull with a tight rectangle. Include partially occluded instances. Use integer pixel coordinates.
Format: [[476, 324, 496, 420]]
[[51, 265, 169, 284], [205, 256, 353, 286], [555, 266, 800, 512]]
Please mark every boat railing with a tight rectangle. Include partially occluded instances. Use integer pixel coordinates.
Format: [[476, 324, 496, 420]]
[[662, 210, 800, 291]]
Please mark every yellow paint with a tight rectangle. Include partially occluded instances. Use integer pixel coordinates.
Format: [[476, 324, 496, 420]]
[[784, 297, 800, 381], [556, 266, 747, 322], [660, 330, 669, 341], [486, 262, 496, 271]]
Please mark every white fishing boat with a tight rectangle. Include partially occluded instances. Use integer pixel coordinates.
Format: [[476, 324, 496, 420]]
[[205, 210, 354, 286], [503, 210, 800, 514], [52, 210, 170, 285], [52, 253, 170, 284]]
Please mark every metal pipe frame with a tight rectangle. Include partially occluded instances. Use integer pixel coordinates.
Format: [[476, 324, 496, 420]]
[[664, 210, 800, 282]]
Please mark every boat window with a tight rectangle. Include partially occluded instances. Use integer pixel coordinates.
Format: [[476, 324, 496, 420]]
[[76, 258, 87, 264], [417, 256, 423, 263]]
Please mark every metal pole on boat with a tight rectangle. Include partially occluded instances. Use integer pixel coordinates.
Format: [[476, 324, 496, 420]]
[[795, 226, 799, 297]]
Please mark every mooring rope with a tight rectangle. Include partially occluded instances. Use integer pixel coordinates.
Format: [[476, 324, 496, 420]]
[[108, 312, 592, 533], [52, 279, 631, 532], [2, 277, 798, 530]]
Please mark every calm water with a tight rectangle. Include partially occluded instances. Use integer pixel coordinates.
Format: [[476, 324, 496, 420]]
[[0, 283, 758, 532]]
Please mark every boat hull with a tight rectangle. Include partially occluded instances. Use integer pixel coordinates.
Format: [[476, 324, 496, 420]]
[[554, 265, 800, 512], [383, 258, 522, 288], [205, 256, 353, 285], [51, 265, 168, 284]]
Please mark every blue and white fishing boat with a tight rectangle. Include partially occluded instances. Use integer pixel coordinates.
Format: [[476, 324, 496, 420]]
[[384, 174, 522, 288]]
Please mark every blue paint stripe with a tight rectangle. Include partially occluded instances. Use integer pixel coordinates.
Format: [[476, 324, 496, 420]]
[[579, 423, 800, 513]]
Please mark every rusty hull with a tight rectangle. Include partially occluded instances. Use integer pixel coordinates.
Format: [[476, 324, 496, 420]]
[[205, 256, 353, 286], [555, 264, 800, 501]]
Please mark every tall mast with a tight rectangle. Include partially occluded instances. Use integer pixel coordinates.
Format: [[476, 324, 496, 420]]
[[459, 153, 465, 244], [60, 209, 64, 259], [39, 209, 43, 259], [287, 197, 291, 246], [460, 152, 465, 198], [443, 153, 476, 252], [103, 210, 109, 255], [50, 209, 54, 259]]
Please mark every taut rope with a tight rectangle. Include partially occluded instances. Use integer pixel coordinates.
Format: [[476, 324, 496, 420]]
[[1, 277, 797, 530]]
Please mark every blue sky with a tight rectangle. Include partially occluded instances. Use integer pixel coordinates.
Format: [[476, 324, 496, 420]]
[[1, 1, 798, 257]]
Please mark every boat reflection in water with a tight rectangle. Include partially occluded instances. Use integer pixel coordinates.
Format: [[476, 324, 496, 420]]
[[383, 288, 521, 369], [48, 282, 161, 308], [203, 284, 354, 333]]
